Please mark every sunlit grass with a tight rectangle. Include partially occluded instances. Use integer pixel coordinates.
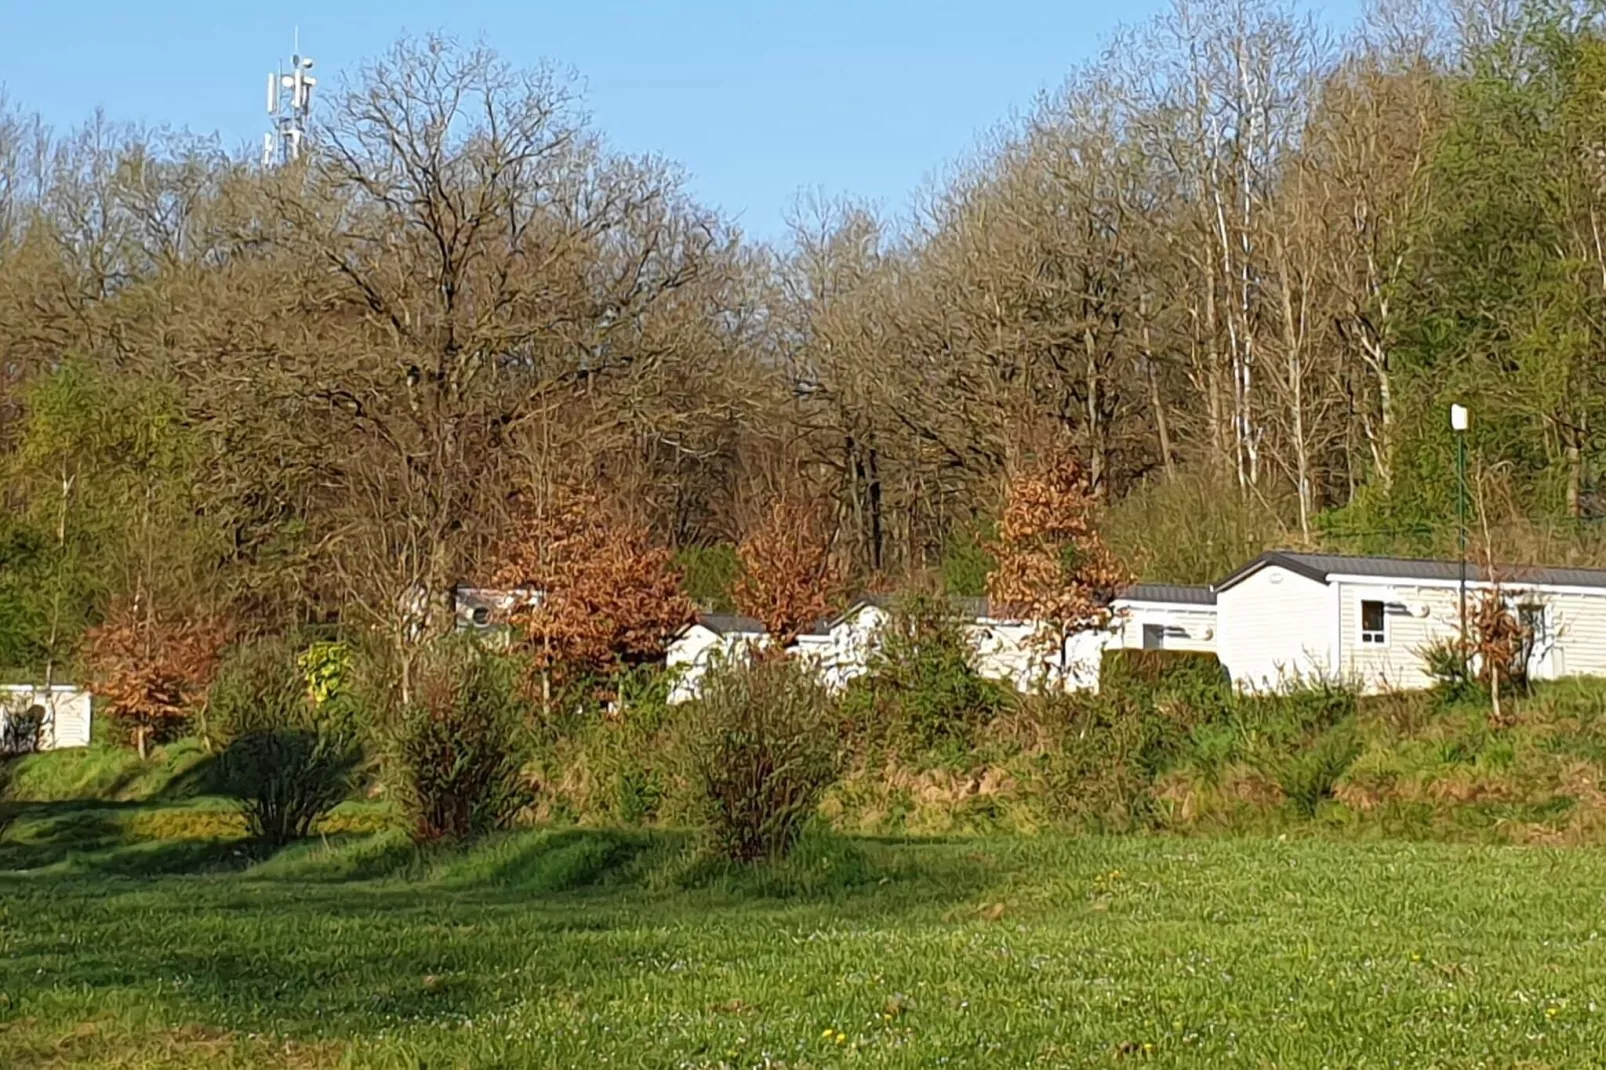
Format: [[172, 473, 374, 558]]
[[6, 823, 1606, 1067]]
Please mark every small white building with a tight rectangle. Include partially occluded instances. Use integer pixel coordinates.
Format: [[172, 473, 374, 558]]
[[1215, 551, 1606, 694], [0, 685, 93, 753], [451, 585, 542, 633], [967, 616, 1104, 692], [966, 586, 1217, 693], [1109, 584, 1218, 653], [793, 600, 891, 692], [666, 612, 769, 703]]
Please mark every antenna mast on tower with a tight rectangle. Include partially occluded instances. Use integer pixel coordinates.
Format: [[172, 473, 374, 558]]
[[263, 32, 316, 168]]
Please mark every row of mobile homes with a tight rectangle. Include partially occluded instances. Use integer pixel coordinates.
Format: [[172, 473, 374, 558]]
[[665, 584, 1223, 701]]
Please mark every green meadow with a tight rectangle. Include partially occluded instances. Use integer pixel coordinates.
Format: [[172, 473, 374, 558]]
[[5, 802, 1606, 1068]]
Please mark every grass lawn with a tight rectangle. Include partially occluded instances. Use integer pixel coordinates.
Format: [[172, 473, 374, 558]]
[[5, 808, 1606, 1068]]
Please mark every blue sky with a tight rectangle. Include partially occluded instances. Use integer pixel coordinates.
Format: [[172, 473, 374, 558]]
[[8, 0, 1362, 241]]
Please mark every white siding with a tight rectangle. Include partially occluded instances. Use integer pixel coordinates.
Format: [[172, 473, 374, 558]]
[[1335, 581, 1460, 693], [1548, 589, 1606, 677], [1217, 565, 1336, 693], [0, 686, 92, 751], [1108, 602, 1218, 654], [1331, 581, 1606, 692], [966, 620, 1105, 693], [795, 604, 889, 692], [666, 625, 768, 703]]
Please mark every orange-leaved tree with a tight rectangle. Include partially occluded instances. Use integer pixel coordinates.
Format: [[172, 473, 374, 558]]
[[1469, 585, 1533, 728], [86, 597, 230, 759], [494, 490, 694, 705], [733, 497, 845, 647], [987, 449, 1131, 682]]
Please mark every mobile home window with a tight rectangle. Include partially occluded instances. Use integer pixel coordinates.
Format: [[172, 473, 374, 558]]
[[1142, 623, 1165, 650], [1360, 600, 1387, 645]]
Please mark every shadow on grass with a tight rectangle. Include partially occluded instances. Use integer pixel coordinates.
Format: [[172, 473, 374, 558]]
[[0, 827, 1003, 1037], [0, 798, 252, 875], [2, 798, 1003, 928], [0, 818, 1013, 1042], [152, 751, 222, 801]]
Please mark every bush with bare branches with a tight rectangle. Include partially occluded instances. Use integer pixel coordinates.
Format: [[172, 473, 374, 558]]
[[392, 641, 533, 843]]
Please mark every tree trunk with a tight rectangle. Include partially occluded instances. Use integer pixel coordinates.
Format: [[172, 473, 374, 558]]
[[1489, 662, 1502, 729], [1566, 427, 1583, 519], [868, 444, 884, 573], [1276, 246, 1312, 540], [1141, 308, 1177, 481]]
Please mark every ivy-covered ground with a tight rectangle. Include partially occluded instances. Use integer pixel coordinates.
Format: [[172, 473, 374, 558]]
[[4, 813, 1606, 1068]]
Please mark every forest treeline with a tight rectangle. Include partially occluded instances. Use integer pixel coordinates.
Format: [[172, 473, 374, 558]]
[[4, 0, 1606, 679]]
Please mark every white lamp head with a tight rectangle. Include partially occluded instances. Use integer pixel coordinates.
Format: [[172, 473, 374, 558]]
[[1451, 404, 1469, 432]]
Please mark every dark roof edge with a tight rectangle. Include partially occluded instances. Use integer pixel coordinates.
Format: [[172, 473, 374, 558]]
[[689, 612, 767, 636], [1117, 583, 1217, 606], [1213, 550, 1332, 593]]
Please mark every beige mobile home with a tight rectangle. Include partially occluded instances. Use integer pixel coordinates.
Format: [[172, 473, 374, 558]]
[[1215, 551, 1606, 694]]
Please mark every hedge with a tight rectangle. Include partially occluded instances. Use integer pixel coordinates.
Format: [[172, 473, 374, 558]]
[[1099, 648, 1228, 695]]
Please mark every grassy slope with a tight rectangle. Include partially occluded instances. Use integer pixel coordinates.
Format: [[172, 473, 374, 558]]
[[10, 688, 1606, 1066], [5, 825, 1606, 1068]]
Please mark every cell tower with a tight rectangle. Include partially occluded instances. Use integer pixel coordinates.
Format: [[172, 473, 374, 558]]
[[263, 32, 316, 168]]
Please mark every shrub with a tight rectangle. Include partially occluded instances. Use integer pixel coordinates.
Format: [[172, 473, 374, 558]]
[[939, 525, 995, 598], [1236, 683, 1357, 748], [675, 544, 741, 612], [1, 700, 45, 756], [590, 667, 676, 823], [688, 655, 842, 863], [1421, 638, 1480, 704], [1230, 684, 1361, 818], [211, 639, 364, 846], [842, 591, 1011, 756], [1274, 722, 1363, 817], [1035, 692, 1165, 830], [1100, 649, 1229, 700], [394, 642, 532, 843]]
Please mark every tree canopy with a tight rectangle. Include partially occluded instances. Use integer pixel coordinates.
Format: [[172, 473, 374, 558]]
[[6, 2, 1606, 681]]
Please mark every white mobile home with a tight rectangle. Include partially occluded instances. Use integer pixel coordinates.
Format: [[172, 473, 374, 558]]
[[1215, 551, 1606, 694], [667, 603, 888, 703], [1109, 584, 1217, 653], [967, 617, 1105, 692], [793, 600, 892, 692], [967, 585, 1218, 693], [666, 613, 769, 703], [451, 585, 542, 633], [0, 685, 93, 753]]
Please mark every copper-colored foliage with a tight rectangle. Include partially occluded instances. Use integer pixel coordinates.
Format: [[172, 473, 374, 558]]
[[987, 450, 1131, 636], [733, 497, 844, 646], [1469, 586, 1532, 726], [493, 490, 694, 685], [85, 598, 228, 757]]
